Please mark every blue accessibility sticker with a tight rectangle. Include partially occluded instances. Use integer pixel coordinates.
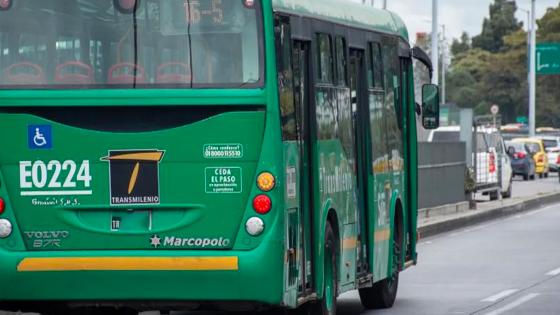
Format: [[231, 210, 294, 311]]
[[28, 125, 52, 149]]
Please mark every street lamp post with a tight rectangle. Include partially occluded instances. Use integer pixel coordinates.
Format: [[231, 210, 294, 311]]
[[518, 7, 532, 131], [529, 0, 536, 137], [431, 0, 439, 85], [441, 24, 447, 105]]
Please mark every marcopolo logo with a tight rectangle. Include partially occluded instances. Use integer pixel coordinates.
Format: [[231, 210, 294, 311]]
[[102, 150, 165, 206], [149, 235, 231, 249]]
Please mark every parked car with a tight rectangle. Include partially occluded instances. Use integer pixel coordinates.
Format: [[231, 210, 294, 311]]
[[505, 141, 537, 181], [428, 126, 513, 199], [512, 138, 549, 178], [537, 136, 560, 172]]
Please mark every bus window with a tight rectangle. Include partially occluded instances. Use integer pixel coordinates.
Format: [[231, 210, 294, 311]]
[[335, 36, 347, 87], [371, 42, 383, 89], [0, 0, 263, 88], [317, 33, 334, 84], [275, 18, 297, 141], [383, 39, 403, 158]]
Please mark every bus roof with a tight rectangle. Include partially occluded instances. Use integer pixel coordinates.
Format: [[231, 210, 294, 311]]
[[272, 0, 409, 42]]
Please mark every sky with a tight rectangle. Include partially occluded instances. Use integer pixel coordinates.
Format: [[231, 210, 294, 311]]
[[350, 0, 560, 43]]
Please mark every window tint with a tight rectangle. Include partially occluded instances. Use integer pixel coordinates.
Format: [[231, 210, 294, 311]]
[[0, 0, 263, 88], [275, 19, 296, 141], [542, 139, 558, 149], [525, 143, 541, 153], [366, 44, 374, 88], [371, 43, 383, 89], [508, 142, 527, 153], [317, 33, 333, 84], [335, 36, 347, 86]]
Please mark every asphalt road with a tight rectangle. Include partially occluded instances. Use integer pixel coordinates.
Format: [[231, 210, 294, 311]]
[[339, 202, 560, 315], [475, 171, 560, 202], [509, 172, 560, 198]]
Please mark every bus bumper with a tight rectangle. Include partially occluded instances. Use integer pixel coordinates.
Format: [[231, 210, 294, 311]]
[[0, 239, 284, 308]]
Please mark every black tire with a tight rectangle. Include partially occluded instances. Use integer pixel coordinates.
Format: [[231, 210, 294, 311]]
[[545, 172, 549, 178], [489, 190, 499, 201], [523, 173, 529, 181], [310, 223, 337, 315], [531, 173, 536, 180], [539, 173, 543, 179], [358, 229, 400, 309]]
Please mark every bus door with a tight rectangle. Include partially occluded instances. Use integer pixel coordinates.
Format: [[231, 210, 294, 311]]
[[292, 40, 314, 295], [400, 57, 416, 262], [349, 48, 370, 275]]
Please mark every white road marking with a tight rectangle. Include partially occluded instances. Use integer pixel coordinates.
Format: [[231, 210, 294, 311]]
[[546, 267, 560, 276], [484, 293, 539, 315], [481, 289, 519, 302]]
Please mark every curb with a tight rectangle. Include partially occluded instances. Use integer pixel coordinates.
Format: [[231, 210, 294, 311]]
[[418, 192, 560, 238], [418, 201, 470, 220]]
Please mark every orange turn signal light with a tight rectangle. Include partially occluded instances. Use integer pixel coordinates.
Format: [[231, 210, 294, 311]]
[[257, 172, 275, 192]]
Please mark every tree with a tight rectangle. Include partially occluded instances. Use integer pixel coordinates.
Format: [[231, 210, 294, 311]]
[[451, 32, 471, 57], [472, 0, 522, 53], [535, 6, 560, 126], [445, 3, 560, 127]]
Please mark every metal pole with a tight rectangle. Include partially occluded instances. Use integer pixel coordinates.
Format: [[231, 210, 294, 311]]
[[441, 25, 446, 105], [382, 0, 387, 9], [519, 8, 531, 83], [529, 0, 536, 137], [431, 0, 439, 85]]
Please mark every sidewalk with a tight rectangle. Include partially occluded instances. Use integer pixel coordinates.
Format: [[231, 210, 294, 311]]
[[418, 176, 560, 238]]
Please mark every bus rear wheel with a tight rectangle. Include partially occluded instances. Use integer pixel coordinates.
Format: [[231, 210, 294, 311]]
[[358, 231, 400, 309], [311, 223, 337, 315]]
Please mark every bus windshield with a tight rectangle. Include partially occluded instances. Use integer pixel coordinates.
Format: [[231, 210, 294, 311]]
[[0, 0, 262, 89]]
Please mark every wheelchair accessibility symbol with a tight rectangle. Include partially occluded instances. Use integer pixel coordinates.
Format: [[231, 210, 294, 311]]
[[28, 125, 52, 149]]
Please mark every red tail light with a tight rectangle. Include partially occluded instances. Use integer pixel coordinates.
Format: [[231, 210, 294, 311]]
[[514, 152, 527, 159], [0, 198, 5, 215], [0, 0, 12, 11], [556, 155, 560, 164], [253, 195, 272, 215], [489, 153, 496, 173]]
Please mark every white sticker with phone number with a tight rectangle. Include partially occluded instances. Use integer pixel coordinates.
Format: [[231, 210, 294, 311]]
[[203, 144, 243, 159]]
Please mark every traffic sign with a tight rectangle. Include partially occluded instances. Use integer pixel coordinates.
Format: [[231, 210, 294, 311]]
[[537, 43, 560, 75], [491, 104, 499, 115]]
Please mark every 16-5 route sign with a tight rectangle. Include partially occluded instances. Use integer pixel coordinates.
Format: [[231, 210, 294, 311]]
[[537, 43, 560, 75]]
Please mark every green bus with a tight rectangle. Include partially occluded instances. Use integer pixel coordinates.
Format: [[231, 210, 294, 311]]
[[0, 0, 439, 313]]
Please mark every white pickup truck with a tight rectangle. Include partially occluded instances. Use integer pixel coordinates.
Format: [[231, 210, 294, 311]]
[[428, 126, 513, 200]]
